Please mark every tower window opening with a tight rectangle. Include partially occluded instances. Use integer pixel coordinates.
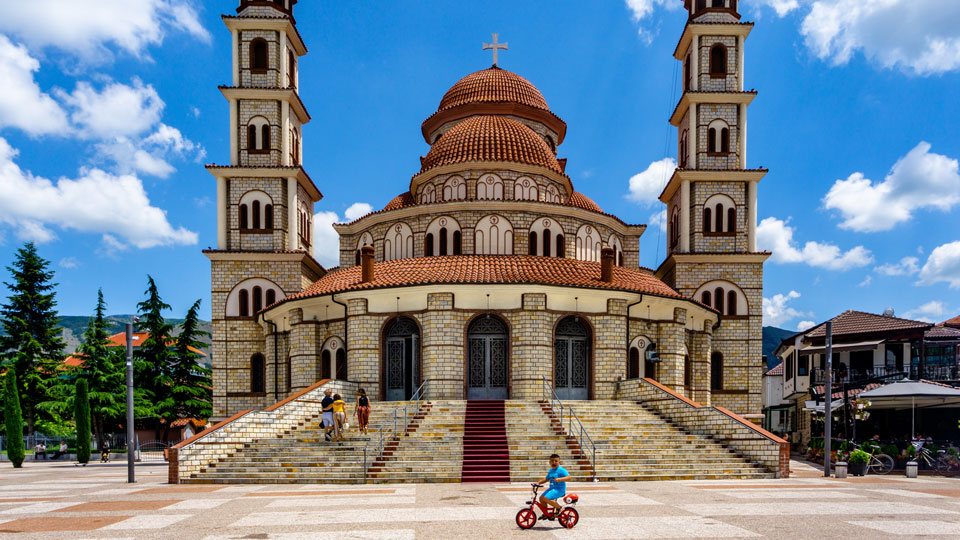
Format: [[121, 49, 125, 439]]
[[439, 227, 448, 256], [261, 125, 271, 150], [711, 352, 724, 390], [708, 128, 717, 153], [543, 229, 551, 257], [701, 290, 712, 306], [251, 39, 268, 72], [714, 287, 724, 314], [703, 207, 712, 233], [247, 125, 257, 150], [252, 200, 261, 229], [528, 231, 537, 255], [239, 289, 249, 317], [250, 354, 265, 393], [453, 230, 462, 254], [720, 127, 729, 153], [727, 290, 737, 316], [239, 204, 249, 229], [557, 234, 565, 258], [252, 286, 263, 314], [727, 207, 736, 233], [287, 50, 297, 88], [425, 233, 434, 256], [669, 207, 680, 249], [264, 204, 273, 229], [715, 203, 723, 231], [710, 44, 727, 77]]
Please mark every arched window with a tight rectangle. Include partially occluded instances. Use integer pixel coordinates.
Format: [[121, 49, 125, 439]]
[[529, 217, 564, 257], [355, 232, 373, 266], [543, 229, 551, 257], [252, 286, 263, 314], [711, 352, 724, 390], [669, 207, 680, 249], [265, 289, 276, 306], [720, 127, 729, 153], [608, 235, 624, 266], [247, 125, 257, 150], [710, 44, 726, 77], [628, 336, 652, 380], [420, 183, 436, 204], [425, 217, 461, 257], [684, 56, 691, 92], [442, 176, 466, 201], [695, 280, 748, 317], [252, 200, 261, 229], [439, 227, 448, 255], [708, 120, 730, 154], [701, 290, 712, 306], [514, 177, 539, 201], [383, 222, 414, 260], [239, 289, 249, 317], [703, 207, 712, 233], [708, 128, 716, 153], [474, 215, 513, 255], [250, 39, 268, 71], [714, 287, 724, 314], [556, 234, 565, 258], [321, 337, 346, 381], [261, 124, 271, 150], [727, 207, 736, 233], [629, 348, 640, 380], [543, 185, 561, 204], [715, 203, 723, 231], [246, 116, 270, 152], [287, 50, 296, 88], [336, 349, 347, 380], [727, 290, 737, 316], [239, 204, 249, 229], [291, 127, 300, 166], [679, 130, 689, 168], [477, 174, 504, 200], [453, 231, 462, 254], [576, 225, 603, 262], [528, 231, 538, 255], [250, 353, 265, 393], [704, 194, 736, 234], [424, 233, 434, 256], [321, 350, 331, 379], [264, 204, 273, 229]]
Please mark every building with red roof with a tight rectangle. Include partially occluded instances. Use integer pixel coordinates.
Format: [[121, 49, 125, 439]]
[[63, 332, 207, 369], [204, 0, 768, 423]]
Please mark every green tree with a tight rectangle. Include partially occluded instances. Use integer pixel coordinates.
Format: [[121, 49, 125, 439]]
[[135, 276, 173, 437], [157, 300, 212, 441], [0, 243, 65, 435], [4, 371, 25, 467], [74, 378, 90, 464]]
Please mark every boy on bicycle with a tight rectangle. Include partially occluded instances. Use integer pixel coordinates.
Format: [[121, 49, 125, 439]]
[[536, 454, 571, 519]]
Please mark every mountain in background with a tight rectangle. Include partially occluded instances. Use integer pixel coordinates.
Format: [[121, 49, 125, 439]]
[[762, 326, 797, 369]]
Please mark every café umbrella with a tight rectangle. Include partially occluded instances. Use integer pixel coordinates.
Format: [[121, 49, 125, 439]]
[[859, 380, 960, 439]]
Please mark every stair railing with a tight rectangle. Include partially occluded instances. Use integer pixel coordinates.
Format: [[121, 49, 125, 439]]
[[363, 378, 430, 482], [541, 377, 597, 481]]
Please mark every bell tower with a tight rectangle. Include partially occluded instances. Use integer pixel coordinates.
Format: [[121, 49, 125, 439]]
[[657, 0, 767, 417], [205, 0, 324, 420]]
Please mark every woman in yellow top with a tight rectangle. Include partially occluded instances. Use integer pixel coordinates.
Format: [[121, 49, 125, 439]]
[[332, 394, 347, 441]]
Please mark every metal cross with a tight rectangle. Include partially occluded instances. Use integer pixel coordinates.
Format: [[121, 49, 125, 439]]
[[482, 33, 508, 67]]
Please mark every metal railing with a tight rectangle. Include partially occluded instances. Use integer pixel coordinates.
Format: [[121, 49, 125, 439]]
[[362, 378, 430, 482], [812, 366, 907, 385], [541, 377, 597, 481]]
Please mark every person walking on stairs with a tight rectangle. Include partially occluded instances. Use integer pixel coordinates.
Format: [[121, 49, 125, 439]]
[[321, 389, 335, 442], [355, 388, 371, 435], [332, 393, 347, 442]]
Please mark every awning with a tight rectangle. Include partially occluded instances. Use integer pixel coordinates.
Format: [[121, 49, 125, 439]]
[[859, 380, 960, 409], [803, 399, 844, 413], [800, 339, 885, 354]]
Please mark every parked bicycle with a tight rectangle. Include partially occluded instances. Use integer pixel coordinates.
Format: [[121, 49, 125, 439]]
[[916, 447, 960, 477], [852, 442, 894, 475]]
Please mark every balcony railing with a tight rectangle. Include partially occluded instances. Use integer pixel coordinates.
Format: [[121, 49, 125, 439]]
[[811, 365, 908, 386], [914, 365, 960, 382]]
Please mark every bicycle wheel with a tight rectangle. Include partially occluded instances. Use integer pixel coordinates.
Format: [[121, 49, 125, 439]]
[[869, 453, 894, 475], [558, 507, 579, 529], [516, 508, 536, 529], [936, 456, 960, 478]]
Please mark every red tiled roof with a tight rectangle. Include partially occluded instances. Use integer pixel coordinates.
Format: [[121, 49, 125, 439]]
[[376, 190, 603, 214], [105, 332, 207, 356], [278, 255, 688, 306], [926, 325, 960, 339], [438, 67, 549, 112], [942, 315, 960, 329], [765, 363, 783, 376], [421, 115, 562, 174], [568, 192, 602, 212], [804, 310, 931, 338], [382, 192, 415, 211]]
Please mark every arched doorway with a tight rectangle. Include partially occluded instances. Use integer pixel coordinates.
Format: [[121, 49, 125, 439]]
[[467, 316, 508, 399], [554, 316, 590, 400], [384, 317, 420, 401]]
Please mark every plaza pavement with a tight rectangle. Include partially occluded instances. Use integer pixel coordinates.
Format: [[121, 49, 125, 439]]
[[0, 460, 958, 539]]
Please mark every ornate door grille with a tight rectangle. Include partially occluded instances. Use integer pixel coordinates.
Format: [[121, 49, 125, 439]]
[[385, 317, 419, 401], [467, 316, 508, 399], [554, 316, 590, 400]]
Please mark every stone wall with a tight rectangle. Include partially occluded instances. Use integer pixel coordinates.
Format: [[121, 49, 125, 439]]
[[618, 377, 789, 478]]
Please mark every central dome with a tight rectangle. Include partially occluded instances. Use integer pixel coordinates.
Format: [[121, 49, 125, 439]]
[[420, 115, 562, 174], [438, 67, 549, 112]]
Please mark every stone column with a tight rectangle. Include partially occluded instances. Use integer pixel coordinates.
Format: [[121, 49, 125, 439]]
[[657, 307, 687, 389], [420, 293, 466, 399], [346, 298, 381, 398], [508, 293, 552, 399], [594, 299, 627, 399], [288, 307, 318, 391], [690, 319, 713, 404]]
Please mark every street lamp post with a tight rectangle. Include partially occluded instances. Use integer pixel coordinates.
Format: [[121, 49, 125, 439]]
[[126, 321, 137, 483]]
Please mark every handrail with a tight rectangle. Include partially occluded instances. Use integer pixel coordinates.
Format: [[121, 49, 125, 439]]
[[363, 378, 430, 482], [541, 377, 597, 481]]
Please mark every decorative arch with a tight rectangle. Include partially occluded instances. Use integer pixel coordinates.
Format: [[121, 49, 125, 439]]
[[528, 217, 565, 257], [382, 316, 421, 401], [707, 119, 730, 154], [628, 335, 653, 380], [420, 183, 437, 204], [442, 176, 466, 201], [709, 43, 727, 77], [425, 216, 462, 256], [226, 278, 284, 317], [239, 190, 273, 230], [543, 184, 561, 204], [608, 234, 624, 266], [465, 314, 510, 399], [703, 193, 736, 234], [383, 222, 414, 260], [695, 280, 747, 316], [553, 315, 592, 400], [513, 176, 539, 201], [679, 129, 689, 168], [298, 202, 311, 245], [354, 232, 373, 265], [477, 173, 504, 200], [246, 116, 270, 152], [474, 215, 513, 255], [670, 206, 681, 249], [575, 225, 603, 262], [320, 337, 346, 381]]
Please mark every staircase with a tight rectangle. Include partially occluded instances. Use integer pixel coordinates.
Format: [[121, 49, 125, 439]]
[[365, 400, 464, 483], [504, 401, 593, 480], [554, 400, 774, 480], [461, 400, 510, 482]]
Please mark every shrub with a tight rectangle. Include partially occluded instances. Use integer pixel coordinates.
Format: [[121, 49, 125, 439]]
[[905, 445, 917, 459], [3, 372, 25, 468], [74, 379, 90, 464], [882, 444, 899, 457], [848, 449, 871, 465], [861, 441, 880, 454]]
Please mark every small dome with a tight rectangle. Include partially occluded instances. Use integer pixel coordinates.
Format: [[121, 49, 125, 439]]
[[568, 192, 602, 213], [438, 67, 549, 112], [381, 192, 414, 212], [421, 116, 561, 174]]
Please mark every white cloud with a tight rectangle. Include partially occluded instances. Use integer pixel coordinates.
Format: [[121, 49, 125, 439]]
[[755, 0, 800, 17], [58, 257, 79, 269], [0, 35, 69, 136], [344, 203, 374, 222], [823, 142, 960, 232], [858, 275, 872, 287], [59, 78, 164, 139], [313, 202, 373, 268], [903, 300, 948, 323], [799, 0, 960, 75], [627, 157, 675, 206], [0, 0, 210, 61], [763, 290, 810, 327], [649, 208, 667, 231], [624, 0, 681, 43], [756, 216, 873, 270], [0, 136, 196, 249], [875, 256, 920, 276], [917, 241, 960, 289], [797, 320, 816, 332]]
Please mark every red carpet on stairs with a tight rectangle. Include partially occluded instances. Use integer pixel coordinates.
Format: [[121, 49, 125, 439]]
[[461, 400, 510, 482]]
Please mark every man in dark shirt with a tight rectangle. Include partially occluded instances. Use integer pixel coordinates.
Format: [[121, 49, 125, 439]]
[[320, 389, 335, 442]]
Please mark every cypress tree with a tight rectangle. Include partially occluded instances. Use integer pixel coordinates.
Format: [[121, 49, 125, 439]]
[[74, 378, 90, 464], [135, 276, 173, 437], [4, 371, 25, 468], [0, 242, 65, 435], [159, 300, 212, 440]]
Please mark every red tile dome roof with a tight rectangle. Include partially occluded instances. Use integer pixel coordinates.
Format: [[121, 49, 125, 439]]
[[438, 67, 549, 112], [421, 115, 562, 174], [568, 192, 602, 212]]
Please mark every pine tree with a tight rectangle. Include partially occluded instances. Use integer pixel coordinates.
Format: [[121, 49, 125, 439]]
[[74, 378, 90, 464], [4, 371, 25, 467], [135, 276, 173, 437], [0, 243, 65, 435], [158, 300, 212, 441]]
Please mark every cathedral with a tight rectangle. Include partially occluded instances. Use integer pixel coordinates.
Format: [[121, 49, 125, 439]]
[[205, 0, 767, 422]]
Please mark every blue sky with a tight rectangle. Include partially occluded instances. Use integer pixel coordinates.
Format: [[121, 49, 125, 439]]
[[0, 0, 958, 330]]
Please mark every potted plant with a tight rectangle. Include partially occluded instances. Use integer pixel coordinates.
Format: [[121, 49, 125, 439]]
[[848, 449, 870, 476]]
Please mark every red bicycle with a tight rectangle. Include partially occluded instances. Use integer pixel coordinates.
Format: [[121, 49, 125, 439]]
[[515, 483, 579, 529]]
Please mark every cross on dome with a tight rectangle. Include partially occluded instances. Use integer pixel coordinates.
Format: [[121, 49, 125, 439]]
[[482, 33, 508, 66]]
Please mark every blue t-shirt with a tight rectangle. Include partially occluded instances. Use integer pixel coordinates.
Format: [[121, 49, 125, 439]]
[[546, 466, 569, 493]]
